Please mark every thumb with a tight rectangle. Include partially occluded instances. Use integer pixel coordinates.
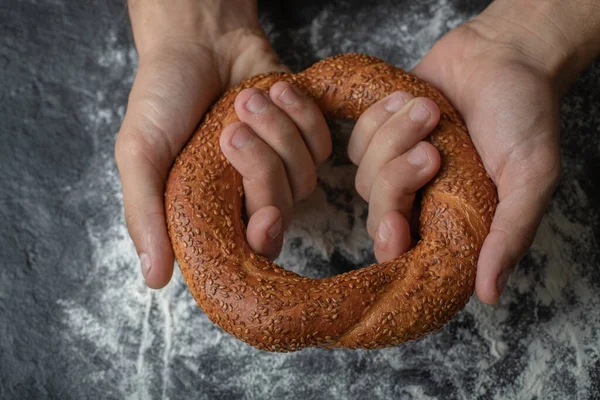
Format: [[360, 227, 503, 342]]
[[116, 39, 286, 288], [115, 55, 221, 288], [475, 164, 560, 304]]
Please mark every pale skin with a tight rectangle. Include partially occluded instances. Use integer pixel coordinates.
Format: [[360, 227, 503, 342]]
[[116, 0, 600, 304]]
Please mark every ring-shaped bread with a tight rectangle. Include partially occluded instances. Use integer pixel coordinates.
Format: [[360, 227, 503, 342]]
[[165, 54, 497, 352]]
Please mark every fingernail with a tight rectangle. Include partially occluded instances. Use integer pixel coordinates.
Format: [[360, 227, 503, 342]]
[[384, 92, 411, 113], [278, 86, 300, 105], [496, 269, 511, 297], [407, 144, 430, 168], [268, 216, 282, 240], [409, 100, 431, 122], [377, 220, 391, 243], [139, 252, 151, 280], [231, 126, 253, 149], [245, 92, 269, 114]]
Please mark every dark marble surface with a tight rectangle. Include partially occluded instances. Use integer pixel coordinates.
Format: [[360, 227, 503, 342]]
[[1, 0, 600, 399]]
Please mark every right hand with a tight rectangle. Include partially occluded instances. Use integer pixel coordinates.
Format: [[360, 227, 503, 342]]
[[115, 0, 287, 288], [219, 82, 332, 260]]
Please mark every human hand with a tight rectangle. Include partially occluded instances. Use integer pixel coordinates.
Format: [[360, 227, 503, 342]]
[[388, 3, 571, 304], [115, 0, 286, 288], [412, 0, 600, 304], [347, 93, 441, 263], [219, 83, 332, 260], [354, 0, 600, 305]]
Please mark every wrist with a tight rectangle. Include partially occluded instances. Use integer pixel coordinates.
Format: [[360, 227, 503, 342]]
[[127, 0, 278, 87], [129, 0, 259, 54], [471, 0, 600, 92]]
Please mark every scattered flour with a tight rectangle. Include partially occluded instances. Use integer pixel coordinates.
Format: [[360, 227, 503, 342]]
[[56, 2, 600, 398]]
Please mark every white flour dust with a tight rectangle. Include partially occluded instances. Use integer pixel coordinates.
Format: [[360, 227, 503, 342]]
[[307, 1, 477, 69], [56, 4, 600, 398]]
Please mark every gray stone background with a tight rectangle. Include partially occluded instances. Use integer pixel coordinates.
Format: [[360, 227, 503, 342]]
[[1, 0, 600, 399]]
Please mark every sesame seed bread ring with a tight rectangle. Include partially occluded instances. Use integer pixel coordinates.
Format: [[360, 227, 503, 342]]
[[165, 54, 497, 352]]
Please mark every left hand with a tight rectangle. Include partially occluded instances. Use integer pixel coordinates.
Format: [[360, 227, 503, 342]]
[[356, 0, 600, 304], [347, 93, 442, 263], [411, 21, 563, 305], [354, 15, 564, 305]]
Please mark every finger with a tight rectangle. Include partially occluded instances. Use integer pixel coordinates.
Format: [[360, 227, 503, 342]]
[[116, 135, 175, 289], [365, 142, 441, 238], [115, 57, 223, 289], [373, 210, 412, 263], [219, 121, 294, 239], [475, 183, 556, 304], [246, 206, 284, 260], [268, 81, 332, 165], [234, 88, 317, 201], [348, 91, 414, 165], [475, 136, 561, 304], [355, 98, 440, 201]]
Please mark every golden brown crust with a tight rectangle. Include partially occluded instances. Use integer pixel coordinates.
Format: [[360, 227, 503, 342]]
[[165, 54, 497, 352]]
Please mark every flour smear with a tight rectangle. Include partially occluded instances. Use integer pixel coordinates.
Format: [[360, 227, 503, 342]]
[[57, 3, 600, 399]]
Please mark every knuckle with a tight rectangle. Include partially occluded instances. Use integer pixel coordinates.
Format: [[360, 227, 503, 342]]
[[314, 140, 333, 166], [249, 113, 289, 142], [377, 128, 403, 152], [123, 208, 164, 244], [375, 172, 396, 194], [354, 175, 371, 201], [270, 127, 297, 146], [294, 169, 318, 201], [375, 167, 405, 197], [253, 153, 284, 180], [123, 209, 138, 232], [347, 148, 361, 165], [255, 123, 301, 152], [115, 133, 145, 169], [115, 120, 172, 175], [355, 114, 379, 134]]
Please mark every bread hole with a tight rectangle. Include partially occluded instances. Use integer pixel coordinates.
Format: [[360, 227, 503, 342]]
[[272, 119, 421, 279]]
